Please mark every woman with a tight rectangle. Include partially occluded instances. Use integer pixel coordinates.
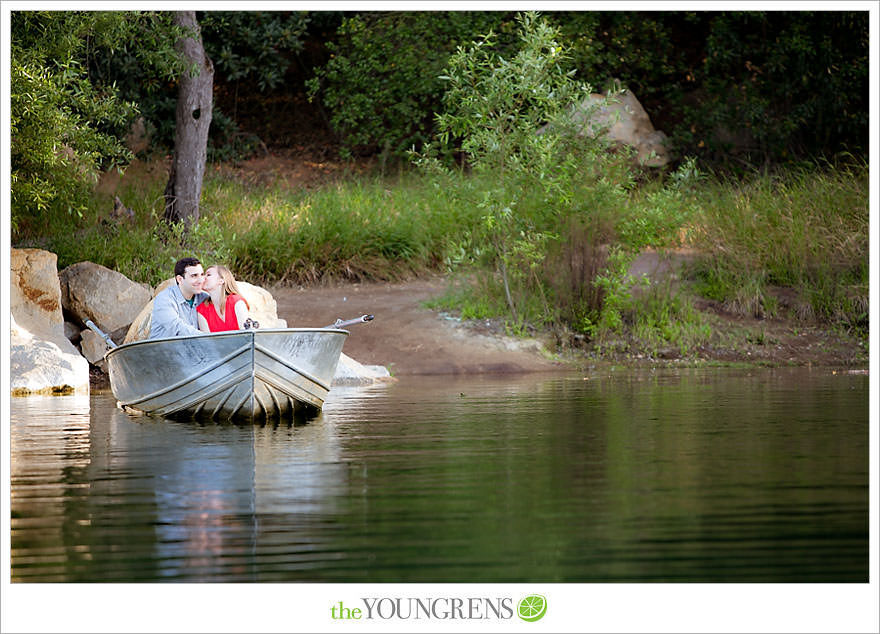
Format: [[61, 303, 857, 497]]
[[197, 264, 254, 332]]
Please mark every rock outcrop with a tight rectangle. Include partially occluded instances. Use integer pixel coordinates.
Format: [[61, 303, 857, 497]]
[[544, 87, 670, 167], [59, 261, 152, 343], [10, 249, 90, 395]]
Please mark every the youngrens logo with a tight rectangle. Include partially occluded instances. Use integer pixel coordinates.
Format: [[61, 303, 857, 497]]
[[330, 595, 547, 622], [517, 595, 547, 622]]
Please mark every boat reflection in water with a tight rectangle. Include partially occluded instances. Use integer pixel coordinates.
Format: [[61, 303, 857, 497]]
[[10, 390, 349, 582]]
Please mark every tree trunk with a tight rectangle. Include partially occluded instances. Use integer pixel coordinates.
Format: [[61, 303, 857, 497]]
[[164, 11, 213, 230]]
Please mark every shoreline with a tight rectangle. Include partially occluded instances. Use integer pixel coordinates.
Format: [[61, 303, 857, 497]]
[[87, 275, 867, 392], [272, 276, 868, 375]]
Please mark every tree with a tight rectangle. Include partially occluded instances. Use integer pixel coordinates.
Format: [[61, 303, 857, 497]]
[[163, 11, 213, 230], [10, 11, 183, 237], [10, 12, 135, 235], [307, 12, 507, 161]]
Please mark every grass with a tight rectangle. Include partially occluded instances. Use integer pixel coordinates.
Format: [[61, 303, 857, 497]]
[[17, 167, 482, 287], [12, 158, 868, 353], [225, 174, 479, 284], [626, 283, 714, 358], [687, 162, 868, 336]]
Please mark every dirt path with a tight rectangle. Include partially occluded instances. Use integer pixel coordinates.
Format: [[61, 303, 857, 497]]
[[270, 276, 566, 376]]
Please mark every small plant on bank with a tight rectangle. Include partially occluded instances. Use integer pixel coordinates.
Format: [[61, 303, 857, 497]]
[[413, 11, 623, 327], [629, 282, 714, 358]]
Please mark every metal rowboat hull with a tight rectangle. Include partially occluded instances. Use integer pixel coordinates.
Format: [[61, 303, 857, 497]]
[[105, 329, 348, 422]]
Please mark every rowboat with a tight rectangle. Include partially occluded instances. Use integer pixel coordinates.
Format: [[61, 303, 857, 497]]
[[103, 328, 349, 422]]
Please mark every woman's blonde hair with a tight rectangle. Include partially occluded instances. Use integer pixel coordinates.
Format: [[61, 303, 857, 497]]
[[207, 264, 249, 308]]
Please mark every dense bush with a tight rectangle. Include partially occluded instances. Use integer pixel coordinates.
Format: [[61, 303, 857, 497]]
[[306, 12, 509, 161], [201, 11, 310, 91], [308, 10, 868, 168], [9, 11, 184, 236], [677, 12, 869, 167]]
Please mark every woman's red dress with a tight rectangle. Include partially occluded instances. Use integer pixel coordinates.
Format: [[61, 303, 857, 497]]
[[197, 294, 247, 332]]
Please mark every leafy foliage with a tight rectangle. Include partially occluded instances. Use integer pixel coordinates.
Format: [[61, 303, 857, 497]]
[[81, 12, 186, 155], [309, 10, 868, 168], [414, 12, 626, 325], [674, 11, 869, 167], [554, 12, 688, 117], [9, 12, 172, 235], [201, 11, 310, 91], [307, 12, 508, 160]]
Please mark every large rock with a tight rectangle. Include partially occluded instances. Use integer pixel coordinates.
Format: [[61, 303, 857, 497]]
[[564, 88, 670, 167], [10, 249, 90, 395], [124, 278, 288, 343], [332, 353, 394, 386], [10, 248, 65, 336], [11, 315, 90, 395], [59, 261, 151, 341]]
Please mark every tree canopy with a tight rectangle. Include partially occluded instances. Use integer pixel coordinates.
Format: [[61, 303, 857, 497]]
[[10, 11, 182, 233], [10, 9, 869, 234]]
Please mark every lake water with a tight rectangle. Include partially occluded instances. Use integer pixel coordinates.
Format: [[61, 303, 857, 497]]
[[9, 367, 869, 583]]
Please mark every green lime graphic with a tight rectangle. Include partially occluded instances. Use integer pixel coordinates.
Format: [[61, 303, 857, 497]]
[[517, 595, 547, 622]]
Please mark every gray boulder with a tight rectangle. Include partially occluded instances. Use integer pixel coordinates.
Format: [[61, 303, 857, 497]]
[[547, 87, 670, 167], [59, 261, 151, 342]]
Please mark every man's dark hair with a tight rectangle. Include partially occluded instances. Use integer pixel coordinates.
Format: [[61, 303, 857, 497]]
[[174, 257, 201, 278]]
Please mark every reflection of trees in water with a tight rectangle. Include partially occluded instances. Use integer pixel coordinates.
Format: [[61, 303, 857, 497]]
[[10, 394, 92, 582], [10, 371, 868, 583]]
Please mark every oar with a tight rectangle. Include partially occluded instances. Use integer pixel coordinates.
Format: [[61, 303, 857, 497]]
[[85, 319, 118, 349], [324, 314, 374, 329]]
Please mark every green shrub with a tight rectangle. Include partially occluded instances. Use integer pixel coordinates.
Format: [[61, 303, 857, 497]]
[[10, 11, 187, 236], [307, 12, 505, 161], [415, 12, 624, 325], [628, 283, 714, 357]]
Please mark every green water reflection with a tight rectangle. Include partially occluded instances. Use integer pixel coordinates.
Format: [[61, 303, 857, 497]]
[[10, 367, 868, 582]]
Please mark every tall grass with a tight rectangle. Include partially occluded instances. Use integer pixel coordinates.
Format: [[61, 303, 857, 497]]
[[688, 163, 868, 334], [224, 174, 480, 284], [14, 166, 482, 287], [13, 158, 867, 346]]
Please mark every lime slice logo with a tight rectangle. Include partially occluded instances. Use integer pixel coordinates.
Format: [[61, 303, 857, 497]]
[[517, 594, 547, 622]]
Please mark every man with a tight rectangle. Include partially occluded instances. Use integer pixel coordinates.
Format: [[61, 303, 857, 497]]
[[149, 257, 209, 339]]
